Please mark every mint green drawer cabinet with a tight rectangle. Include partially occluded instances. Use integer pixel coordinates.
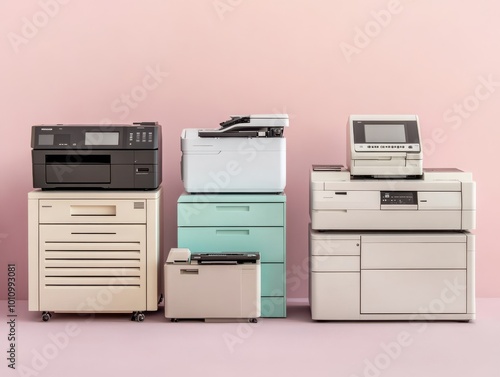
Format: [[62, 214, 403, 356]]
[[261, 297, 286, 318], [178, 203, 284, 227], [178, 227, 284, 263], [177, 193, 286, 318], [261, 264, 285, 296]]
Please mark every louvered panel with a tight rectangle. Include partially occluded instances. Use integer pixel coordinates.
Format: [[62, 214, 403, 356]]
[[39, 224, 147, 311]]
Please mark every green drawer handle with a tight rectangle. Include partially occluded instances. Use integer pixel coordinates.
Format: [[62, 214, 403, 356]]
[[215, 205, 250, 212], [216, 230, 250, 235]]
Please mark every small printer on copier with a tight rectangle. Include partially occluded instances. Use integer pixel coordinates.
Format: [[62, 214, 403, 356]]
[[347, 115, 423, 177], [31, 122, 162, 189], [181, 114, 288, 193]]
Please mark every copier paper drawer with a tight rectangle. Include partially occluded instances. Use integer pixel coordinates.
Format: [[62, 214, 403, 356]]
[[39, 200, 147, 224], [177, 203, 284, 226]]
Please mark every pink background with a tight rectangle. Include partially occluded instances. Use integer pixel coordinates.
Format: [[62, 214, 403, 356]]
[[1, 0, 499, 300]]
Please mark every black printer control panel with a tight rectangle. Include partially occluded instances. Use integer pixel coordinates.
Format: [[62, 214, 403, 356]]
[[32, 123, 160, 150], [380, 191, 418, 205]]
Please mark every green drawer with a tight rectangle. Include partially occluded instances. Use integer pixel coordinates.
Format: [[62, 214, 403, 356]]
[[261, 297, 286, 318], [178, 227, 285, 263], [178, 203, 284, 226], [262, 263, 285, 296]]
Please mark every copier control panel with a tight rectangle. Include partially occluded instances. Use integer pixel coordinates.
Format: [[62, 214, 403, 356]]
[[380, 191, 418, 205]]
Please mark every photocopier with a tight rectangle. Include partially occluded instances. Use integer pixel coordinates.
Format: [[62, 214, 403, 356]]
[[309, 115, 476, 321], [31, 122, 162, 189], [181, 114, 288, 193], [165, 248, 261, 322]]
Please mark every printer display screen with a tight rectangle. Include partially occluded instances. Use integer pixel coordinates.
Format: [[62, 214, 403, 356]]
[[85, 132, 119, 146], [365, 124, 406, 143]]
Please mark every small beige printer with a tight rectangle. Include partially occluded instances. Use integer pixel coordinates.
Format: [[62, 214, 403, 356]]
[[164, 248, 261, 322]]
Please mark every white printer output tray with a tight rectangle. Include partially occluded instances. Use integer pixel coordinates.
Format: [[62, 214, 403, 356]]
[[165, 248, 261, 322], [181, 114, 288, 193]]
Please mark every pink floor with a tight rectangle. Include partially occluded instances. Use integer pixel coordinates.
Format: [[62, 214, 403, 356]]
[[3, 299, 500, 377]]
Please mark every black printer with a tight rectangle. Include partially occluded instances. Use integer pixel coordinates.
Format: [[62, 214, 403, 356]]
[[31, 122, 162, 189]]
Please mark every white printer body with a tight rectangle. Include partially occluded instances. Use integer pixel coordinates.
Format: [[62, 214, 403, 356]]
[[309, 114, 476, 321], [165, 248, 261, 321], [347, 114, 423, 177], [181, 114, 288, 193], [310, 168, 476, 231]]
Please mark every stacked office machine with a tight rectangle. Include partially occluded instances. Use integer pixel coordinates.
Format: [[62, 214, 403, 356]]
[[168, 114, 288, 320], [309, 115, 476, 321], [28, 123, 163, 322]]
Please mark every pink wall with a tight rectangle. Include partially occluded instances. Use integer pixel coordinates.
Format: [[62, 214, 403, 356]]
[[1, 0, 499, 300]]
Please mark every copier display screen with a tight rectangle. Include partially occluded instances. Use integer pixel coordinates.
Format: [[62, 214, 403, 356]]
[[365, 124, 406, 143], [85, 132, 119, 146]]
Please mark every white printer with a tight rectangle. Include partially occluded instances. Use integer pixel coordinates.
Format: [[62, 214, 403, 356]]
[[164, 248, 261, 322], [181, 114, 288, 193], [309, 114, 476, 321], [347, 114, 423, 177]]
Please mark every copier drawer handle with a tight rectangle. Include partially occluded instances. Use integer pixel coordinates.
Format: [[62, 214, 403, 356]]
[[180, 269, 199, 275]]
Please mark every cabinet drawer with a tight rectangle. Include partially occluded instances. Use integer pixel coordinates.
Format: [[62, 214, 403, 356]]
[[361, 270, 467, 314], [362, 242, 466, 269], [262, 263, 285, 296], [178, 203, 284, 226], [310, 238, 360, 256], [178, 227, 284, 262], [311, 256, 360, 272], [261, 297, 286, 318], [310, 272, 360, 320], [39, 200, 146, 223]]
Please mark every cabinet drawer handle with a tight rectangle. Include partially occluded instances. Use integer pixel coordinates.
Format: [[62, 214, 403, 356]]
[[216, 230, 249, 236], [180, 269, 199, 275], [70, 205, 116, 216], [215, 205, 250, 212]]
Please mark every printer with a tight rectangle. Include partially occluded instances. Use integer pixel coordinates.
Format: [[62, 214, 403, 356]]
[[31, 122, 162, 189], [165, 248, 261, 321], [181, 114, 288, 193], [347, 115, 423, 177], [309, 114, 476, 321]]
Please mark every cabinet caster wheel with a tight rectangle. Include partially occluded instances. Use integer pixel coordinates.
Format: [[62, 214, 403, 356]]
[[170, 318, 178, 322], [131, 312, 145, 322], [249, 318, 258, 323], [42, 312, 52, 322]]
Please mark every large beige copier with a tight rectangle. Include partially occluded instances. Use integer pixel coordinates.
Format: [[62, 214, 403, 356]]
[[309, 115, 476, 321]]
